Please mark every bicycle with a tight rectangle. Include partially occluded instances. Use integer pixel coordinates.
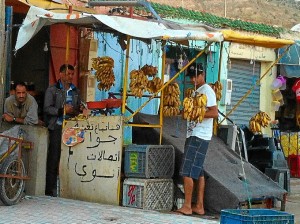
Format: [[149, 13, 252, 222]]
[[0, 127, 33, 205]]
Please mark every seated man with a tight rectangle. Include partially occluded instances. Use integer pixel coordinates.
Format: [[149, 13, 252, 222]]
[[2, 81, 39, 125]]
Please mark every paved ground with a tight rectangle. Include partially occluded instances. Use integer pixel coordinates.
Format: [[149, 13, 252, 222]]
[[285, 178, 300, 224], [0, 178, 299, 224], [0, 196, 219, 224]]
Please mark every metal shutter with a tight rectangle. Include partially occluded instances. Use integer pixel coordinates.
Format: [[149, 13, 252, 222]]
[[226, 59, 261, 126]]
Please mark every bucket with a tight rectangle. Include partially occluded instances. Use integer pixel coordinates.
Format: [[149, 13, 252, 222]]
[[278, 76, 287, 90], [271, 76, 286, 90], [272, 101, 281, 111], [272, 89, 283, 101], [278, 97, 285, 106]]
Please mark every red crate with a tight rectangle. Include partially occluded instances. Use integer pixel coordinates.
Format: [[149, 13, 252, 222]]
[[288, 155, 300, 177]]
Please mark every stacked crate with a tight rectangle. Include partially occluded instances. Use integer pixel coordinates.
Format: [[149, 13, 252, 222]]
[[122, 145, 175, 211]]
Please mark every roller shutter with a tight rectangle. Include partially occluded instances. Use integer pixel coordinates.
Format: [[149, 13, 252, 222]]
[[226, 59, 261, 126]]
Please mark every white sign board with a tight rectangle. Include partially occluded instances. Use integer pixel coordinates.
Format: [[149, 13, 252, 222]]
[[229, 42, 275, 61], [60, 116, 123, 205]]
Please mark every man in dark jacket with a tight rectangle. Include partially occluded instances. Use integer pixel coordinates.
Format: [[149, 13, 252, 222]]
[[44, 64, 81, 196]]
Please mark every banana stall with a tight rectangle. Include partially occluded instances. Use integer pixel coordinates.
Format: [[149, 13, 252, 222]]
[[14, 5, 224, 205], [13, 5, 295, 211]]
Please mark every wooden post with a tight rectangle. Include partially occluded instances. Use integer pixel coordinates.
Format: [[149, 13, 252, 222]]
[[0, 1, 6, 114]]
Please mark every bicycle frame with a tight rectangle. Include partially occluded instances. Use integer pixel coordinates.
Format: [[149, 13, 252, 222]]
[[0, 134, 33, 180]]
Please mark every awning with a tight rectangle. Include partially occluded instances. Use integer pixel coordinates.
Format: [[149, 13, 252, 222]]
[[279, 41, 300, 78], [5, 0, 96, 14], [15, 6, 295, 52], [15, 6, 224, 51], [222, 30, 295, 49]]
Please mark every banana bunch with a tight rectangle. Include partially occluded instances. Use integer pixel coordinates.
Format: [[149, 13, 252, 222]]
[[129, 69, 148, 98], [249, 118, 262, 133], [163, 106, 181, 117], [249, 111, 271, 134], [91, 56, 115, 91], [281, 133, 299, 156], [91, 56, 114, 69], [163, 83, 181, 116], [182, 97, 194, 119], [69, 114, 88, 120], [141, 64, 158, 77], [182, 93, 207, 123], [185, 88, 195, 98], [209, 81, 223, 101], [147, 77, 163, 93]]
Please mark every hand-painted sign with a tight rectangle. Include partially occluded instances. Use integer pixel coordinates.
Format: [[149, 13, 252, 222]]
[[60, 116, 123, 205]]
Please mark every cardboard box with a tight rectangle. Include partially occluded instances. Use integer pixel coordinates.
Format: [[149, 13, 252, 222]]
[[79, 72, 95, 102]]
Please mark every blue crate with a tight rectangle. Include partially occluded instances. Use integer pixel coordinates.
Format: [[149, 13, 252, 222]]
[[124, 145, 174, 178], [220, 209, 294, 224]]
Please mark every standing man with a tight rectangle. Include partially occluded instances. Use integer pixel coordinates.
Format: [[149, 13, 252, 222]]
[[2, 81, 39, 125], [44, 64, 81, 196], [176, 63, 218, 216]]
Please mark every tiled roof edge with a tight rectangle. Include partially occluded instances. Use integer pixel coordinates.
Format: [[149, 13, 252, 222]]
[[135, 2, 286, 37]]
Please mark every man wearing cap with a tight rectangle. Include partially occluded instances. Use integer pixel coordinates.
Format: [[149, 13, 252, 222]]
[[176, 63, 218, 216]]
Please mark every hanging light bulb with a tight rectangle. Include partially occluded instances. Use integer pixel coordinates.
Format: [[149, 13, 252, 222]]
[[178, 54, 183, 69], [43, 42, 49, 52]]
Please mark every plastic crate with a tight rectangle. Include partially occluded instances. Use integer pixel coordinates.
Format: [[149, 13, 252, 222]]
[[122, 178, 173, 211], [220, 209, 294, 224], [264, 168, 290, 192], [124, 145, 175, 178]]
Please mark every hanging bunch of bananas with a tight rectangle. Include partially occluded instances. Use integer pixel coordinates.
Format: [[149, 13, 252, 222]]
[[209, 81, 223, 101], [129, 69, 148, 98], [147, 76, 163, 93], [182, 93, 207, 123], [249, 111, 272, 134], [185, 88, 195, 98], [141, 64, 158, 77], [162, 83, 181, 116], [91, 56, 115, 91]]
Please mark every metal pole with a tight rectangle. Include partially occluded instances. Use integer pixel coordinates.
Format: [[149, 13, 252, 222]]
[[89, 1, 143, 6], [5, 6, 12, 97], [159, 40, 166, 144], [224, 0, 227, 17], [88, 0, 162, 22], [122, 35, 131, 115]]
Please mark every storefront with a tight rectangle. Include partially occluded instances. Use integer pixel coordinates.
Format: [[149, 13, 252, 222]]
[[226, 58, 261, 125], [276, 41, 300, 177], [13, 5, 224, 205]]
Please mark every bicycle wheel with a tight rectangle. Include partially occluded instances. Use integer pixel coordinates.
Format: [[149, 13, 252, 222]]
[[0, 157, 25, 205]]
